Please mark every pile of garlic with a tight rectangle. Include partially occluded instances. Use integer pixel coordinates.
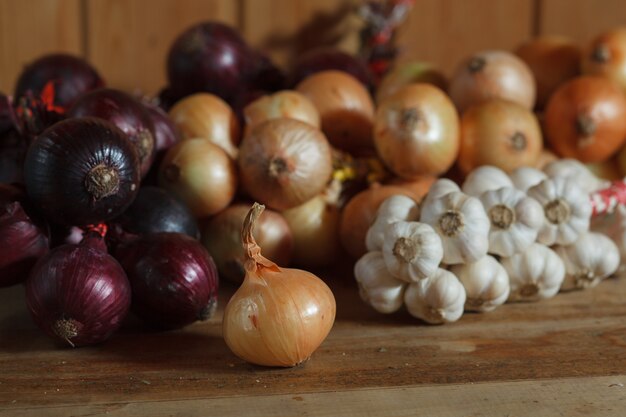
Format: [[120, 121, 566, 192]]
[[355, 159, 621, 324]]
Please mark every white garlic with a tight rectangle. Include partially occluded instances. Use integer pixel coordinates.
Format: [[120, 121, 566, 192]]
[[501, 243, 565, 302], [461, 165, 513, 197], [450, 255, 510, 312], [591, 205, 626, 272], [404, 268, 466, 324], [480, 186, 544, 257], [365, 195, 419, 251], [354, 252, 406, 313], [555, 232, 620, 291], [420, 191, 490, 265], [382, 221, 443, 282], [509, 167, 547, 192], [543, 158, 607, 193], [422, 178, 460, 204], [527, 177, 592, 246]]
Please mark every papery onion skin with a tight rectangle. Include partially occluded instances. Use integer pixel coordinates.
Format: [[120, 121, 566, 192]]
[[238, 118, 332, 210], [24, 118, 141, 226], [296, 70, 375, 155], [159, 138, 237, 218], [374, 84, 460, 179], [115, 233, 218, 329], [25, 234, 130, 347], [0, 184, 49, 287], [201, 204, 293, 284], [244, 90, 320, 136]]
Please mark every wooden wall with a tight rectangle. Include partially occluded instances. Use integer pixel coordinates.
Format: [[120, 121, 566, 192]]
[[1, 0, 626, 95]]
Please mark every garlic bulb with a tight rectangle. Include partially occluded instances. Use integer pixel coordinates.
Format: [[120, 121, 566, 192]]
[[420, 191, 490, 264], [223, 203, 336, 367], [509, 167, 547, 192], [365, 195, 419, 251], [555, 232, 620, 291], [450, 255, 510, 312], [501, 243, 565, 302], [461, 165, 513, 197], [382, 221, 443, 282], [354, 252, 406, 313], [543, 159, 607, 193], [404, 268, 466, 324], [479, 186, 544, 256], [527, 177, 592, 246], [591, 205, 626, 272], [423, 178, 460, 204]]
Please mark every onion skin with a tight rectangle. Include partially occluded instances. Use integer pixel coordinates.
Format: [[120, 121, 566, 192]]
[[458, 99, 543, 174], [24, 118, 141, 226], [376, 62, 448, 103], [449, 50, 536, 112], [115, 233, 219, 329], [0, 184, 49, 287], [201, 204, 293, 284], [374, 84, 460, 179], [238, 118, 333, 210], [545, 76, 626, 163], [582, 28, 626, 92], [296, 70, 374, 155], [339, 184, 413, 259], [25, 235, 131, 347], [159, 138, 237, 217], [244, 90, 320, 136]]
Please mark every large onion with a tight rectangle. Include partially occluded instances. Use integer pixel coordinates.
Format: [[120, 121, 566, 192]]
[[376, 62, 447, 103], [582, 27, 626, 92], [243, 90, 320, 136]]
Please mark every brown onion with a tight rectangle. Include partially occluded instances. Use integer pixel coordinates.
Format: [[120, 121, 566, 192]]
[[535, 149, 559, 169], [374, 84, 460, 179], [296, 70, 374, 155], [201, 204, 293, 284], [376, 62, 447, 103], [449, 50, 536, 112], [168, 93, 240, 158], [159, 138, 237, 217], [339, 184, 413, 259], [582, 28, 626, 92], [545, 76, 626, 162], [243, 90, 320, 136], [385, 175, 437, 201], [238, 118, 332, 210]]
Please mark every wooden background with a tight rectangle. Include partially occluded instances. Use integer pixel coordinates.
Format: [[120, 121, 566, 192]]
[[1, 0, 626, 96]]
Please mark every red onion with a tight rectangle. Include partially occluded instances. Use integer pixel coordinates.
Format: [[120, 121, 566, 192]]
[[0, 184, 49, 287], [0, 93, 19, 135], [0, 129, 27, 184], [114, 233, 218, 329], [247, 51, 286, 92], [291, 48, 375, 90], [25, 233, 130, 347]]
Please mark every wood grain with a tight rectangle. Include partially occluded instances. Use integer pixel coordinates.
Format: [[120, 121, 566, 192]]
[[86, 0, 238, 95], [0, 0, 82, 94]]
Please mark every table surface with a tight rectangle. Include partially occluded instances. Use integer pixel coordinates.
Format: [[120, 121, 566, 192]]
[[0, 261, 625, 417]]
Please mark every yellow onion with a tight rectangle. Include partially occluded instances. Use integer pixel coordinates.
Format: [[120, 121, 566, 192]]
[[243, 90, 320, 136], [223, 203, 336, 367], [376, 62, 447, 103]]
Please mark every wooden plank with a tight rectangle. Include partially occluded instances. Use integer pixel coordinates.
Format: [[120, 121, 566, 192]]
[[0, 0, 82, 94], [395, 0, 534, 73], [3, 376, 625, 417], [86, 0, 238, 95], [539, 0, 626, 43]]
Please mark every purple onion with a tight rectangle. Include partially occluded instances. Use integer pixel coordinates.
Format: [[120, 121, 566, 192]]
[[0, 130, 27, 184]]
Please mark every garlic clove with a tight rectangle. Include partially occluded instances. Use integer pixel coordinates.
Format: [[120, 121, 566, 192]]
[[509, 167, 547, 192], [422, 178, 460, 204], [404, 268, 466, 324], [461, 165, 513, 197], [591, 205, 626, 273], [451, 255, 510, 312], [381, 220, 443, 282], [354, 251, 406, 313], [543, 158, 608, 194], [365, 195, 419, 251]]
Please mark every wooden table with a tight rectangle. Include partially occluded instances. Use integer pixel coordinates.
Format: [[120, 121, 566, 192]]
[[1, 262, 625, 416]]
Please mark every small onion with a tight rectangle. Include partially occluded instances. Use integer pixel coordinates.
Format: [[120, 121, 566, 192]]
[[115, 233, 219, 329], [376, 62, 447, 103], [244, 90, 320, 136], [238, 118, 332, 210], [26, 233, 131, 347], [159, 138, 237, 218], [168, 93, 240, 159], [201, 204, 293, 284]]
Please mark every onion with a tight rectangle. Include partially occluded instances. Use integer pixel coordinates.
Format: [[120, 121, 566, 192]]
[[290, 48, 374, 89], [282, 194, 341, 268], [24, 118, 141, 226], [243, 90, 320, 136], [238, 118, 332, 210], [201, 204, 292, 284], [68, 88, 156, 177], [385, 176, 437, 201], [339, 184, 414, 259], [0, 130, 27, 184], [246, 50, 286, 93], [296, 70, 375, 155], [376, 62, 447, 103], [458, 99, 542, 174], [142, 100, 181, 153], [115, 233, 218, 329], [0, 184, 49, 287], [449, 50, 536, 112], [545, 76, 626, 162], [14, 53, 104, 110], [25, 233, 130, 347], [374, 84, 460, 179], [159, 138, 236, 217], [582, 28, 626, 91], [0, 93, 19, 135], [535, 149, 559, 169], [168, 93, 240, 159]]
